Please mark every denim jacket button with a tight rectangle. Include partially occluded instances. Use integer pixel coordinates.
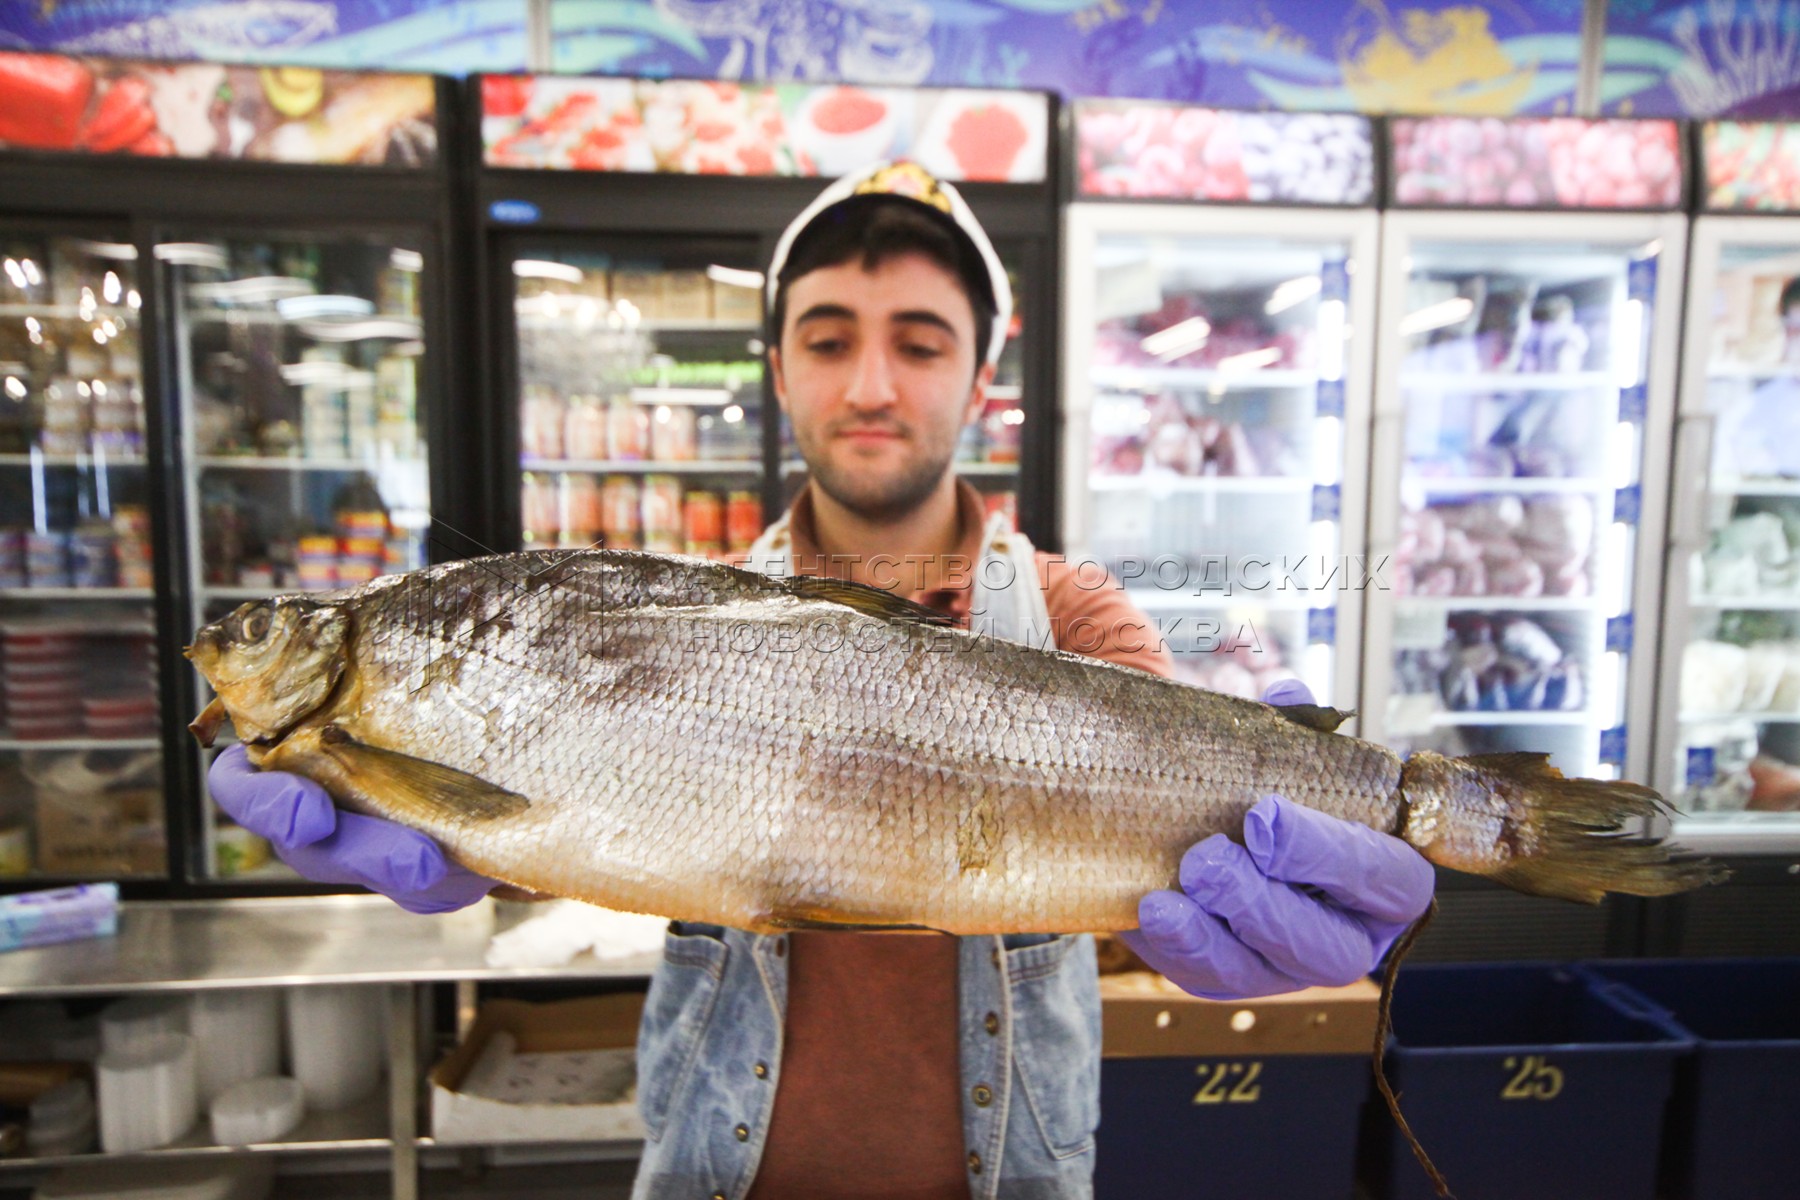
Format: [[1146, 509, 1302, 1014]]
[[968, 1151, 983, 1174], [972, 1083, 993, 1107], [753, 1061, 769, 1079], [733, 1123, 750, 1142], [983, 1010, 1000, 1036]]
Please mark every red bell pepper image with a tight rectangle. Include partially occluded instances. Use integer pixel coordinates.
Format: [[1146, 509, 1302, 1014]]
[[82, 77, 158, 154], [0, 54, 95, 149]]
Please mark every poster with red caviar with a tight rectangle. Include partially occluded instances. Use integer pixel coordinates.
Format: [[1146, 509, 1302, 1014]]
[[0, 51, 437, 165], [1074, 100, 1373, 205], [481, 76, 1047, 183], [1701, 122, 1800, 211], [1390, 116, 1682, 209]]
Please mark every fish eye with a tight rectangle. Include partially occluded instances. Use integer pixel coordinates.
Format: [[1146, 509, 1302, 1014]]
[[242, 608, 272, 642]]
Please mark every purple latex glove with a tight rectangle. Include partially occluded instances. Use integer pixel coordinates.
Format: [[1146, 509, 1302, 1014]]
[[208, 744, 497, 914], [1120, 680, 1436, 999]]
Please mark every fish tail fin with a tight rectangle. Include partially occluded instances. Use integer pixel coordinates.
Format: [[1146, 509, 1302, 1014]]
[[1399, 750, 1728, 904]]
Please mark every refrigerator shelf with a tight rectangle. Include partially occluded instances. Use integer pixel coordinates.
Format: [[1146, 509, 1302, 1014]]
[[0, 454, 145, 468], [1089, 366, 1318, 392], [526, 457, 760, 475], [1688, 593, 1800, 610], [0, 303, 137, 322], [780, 461, 1018, 477], [1395, 596, 1609, 613], [1125, 589, 1321, 612], [1426, 711, 1592, 727], [197, 456, 423, 473], [0, 736, 160, 751], [1708, 361, 1800, 380], [0, 587, 153, 600], [1410, 476, 1611, 496], [514, 314, 761, 335], [1399, 371, 1616, 393], [1088, 474, 1313, 493], [1679, 710, 1800, 724], [204, 586, 335, 601], [1712, 476, 1800, 497]]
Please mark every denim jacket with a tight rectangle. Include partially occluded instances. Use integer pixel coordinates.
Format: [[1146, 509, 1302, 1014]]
[[631, 514, 1101, 1200]]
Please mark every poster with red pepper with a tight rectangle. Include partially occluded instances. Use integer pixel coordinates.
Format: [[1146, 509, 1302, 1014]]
[[481, 76, 1047, 183], [1074, 100, 1374, 205], [0, 52, 436, 166], [1390, 116, 1682, 209], [1701, 122, 1800, 211]]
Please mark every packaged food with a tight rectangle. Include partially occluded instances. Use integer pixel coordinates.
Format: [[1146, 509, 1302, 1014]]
[[520, 473, 559, 546], [712, 277, 762, 324], [649, 403, 697, 462], [641, 475, 682, 552], [600, 476, 641, 549], [606, 397, 647, 461], [520, 386, 565, 460], [564, 395, 609, 461], [682, 491, 723, 557], [557, 473, 601, 547], [660, 271, 712, 321], [375, 355, 419, 460], [726, 491, 762, 551]]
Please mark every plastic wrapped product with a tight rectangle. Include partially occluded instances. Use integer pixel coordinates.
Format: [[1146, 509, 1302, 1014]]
[[209, 1076, 304, 1146], [1683, 640, 1750, 714]]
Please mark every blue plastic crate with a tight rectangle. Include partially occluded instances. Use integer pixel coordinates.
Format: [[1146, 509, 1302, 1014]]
[[1579, 958, 1800, 1200], [1364, 963, 1693, 1200], [1096, 1053, 1370, 1199]]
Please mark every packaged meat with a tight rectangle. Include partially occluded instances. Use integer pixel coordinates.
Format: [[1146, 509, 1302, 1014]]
[[1683, 640, 1750, 714], [1740, 642, 1786, 712]]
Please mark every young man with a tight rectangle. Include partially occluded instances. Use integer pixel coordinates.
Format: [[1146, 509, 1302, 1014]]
[[210, 163, 1434, 1200]]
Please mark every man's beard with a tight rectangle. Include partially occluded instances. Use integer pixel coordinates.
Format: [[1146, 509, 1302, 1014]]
[[801, 423, 957, 522]]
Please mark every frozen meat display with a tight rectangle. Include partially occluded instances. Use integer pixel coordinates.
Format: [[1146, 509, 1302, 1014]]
[[1390, 117, 1682, 210]]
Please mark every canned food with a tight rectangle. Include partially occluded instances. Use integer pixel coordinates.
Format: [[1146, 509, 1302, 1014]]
[[726, 491, 762, 551], [600, 476, 641, 549], [641, 475, 682, 541], [558, 473, 601, 547], [683, 491, 723, 557]]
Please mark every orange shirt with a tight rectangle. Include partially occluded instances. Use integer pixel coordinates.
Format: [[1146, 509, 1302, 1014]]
[[745, 482, 1172, 1200]]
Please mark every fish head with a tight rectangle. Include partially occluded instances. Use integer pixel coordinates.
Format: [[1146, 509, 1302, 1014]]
[[184, 598, 351, 746]]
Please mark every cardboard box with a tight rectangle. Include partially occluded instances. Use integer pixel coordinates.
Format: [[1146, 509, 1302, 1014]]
[[1100, 970, 1380, 1058], [33, 788, 163, 876], [429, 993, 646, 1144]]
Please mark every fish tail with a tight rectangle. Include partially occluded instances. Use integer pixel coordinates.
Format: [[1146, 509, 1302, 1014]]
[[1398, 750, 1728, 904]]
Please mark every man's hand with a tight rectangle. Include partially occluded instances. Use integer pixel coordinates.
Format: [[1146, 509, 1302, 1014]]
[[1119, 680, 1436, 1000], [208, 744, 497, 914]]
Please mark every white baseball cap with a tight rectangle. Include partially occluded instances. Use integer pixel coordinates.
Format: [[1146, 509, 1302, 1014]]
[[766, 161, 1013, 367]]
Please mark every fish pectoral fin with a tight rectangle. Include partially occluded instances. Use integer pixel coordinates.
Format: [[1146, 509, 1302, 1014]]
[[751, 902, 945, 935], [317, 726, 529, 823], [1271, 703, 1356, 734], [782, 576, 954, 627]]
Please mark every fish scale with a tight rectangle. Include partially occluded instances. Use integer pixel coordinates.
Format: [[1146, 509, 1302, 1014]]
[[186, 550, 1721, 935]]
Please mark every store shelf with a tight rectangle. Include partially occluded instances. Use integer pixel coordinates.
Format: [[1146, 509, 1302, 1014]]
[[1088, 474, 1313, 494], [1679, 710, 1800, 724], [1689, 594, 1800, 610], [1126, 589, 1321, 612], [1396, 595, 1606, 612], [1090, 366, 1317, 391], [522, 458, 760, 475], [1708, 361, 1800, 380], [0, 896, 661, 996], [1426, 710, 1592, 727], [0, 453, 145, 468], [0, 587, 153, 600], [1714, 476, 1800, 497], [198, 456, 419, 472], [1669, 812, 1800, 855], [515, 314, 759, 334], [781, 461, 1018, 477], [1410, 476, 1611, 496], [0, 303, 136, 322], [1400, 371, 1615, 392], [0, 736, 160, 751], [204, 585, 333, 602], [0, 1091, 391, 1171]]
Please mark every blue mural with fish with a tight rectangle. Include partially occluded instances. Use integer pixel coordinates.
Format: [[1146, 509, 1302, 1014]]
[[0, 0, 1796, 118]]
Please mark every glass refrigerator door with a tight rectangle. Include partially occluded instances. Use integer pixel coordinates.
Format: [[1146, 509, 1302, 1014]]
[[165, 232, 431, 880], [1666, 229, 1800, 842], [776, 247, 1027, 531], [1064, 214, 1372, 707], [1375, 229, 1666, 780], [513, 243, 766, 558], [0, 231, 160, 881]]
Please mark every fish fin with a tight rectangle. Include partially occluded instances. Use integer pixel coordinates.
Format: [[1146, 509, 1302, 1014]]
[[782, 576, 955, 626], [1403, 750, 1728, 904], [1271, 703, 1356, 734], [751, 901, 945, 934], [317, 725, 529, 823]]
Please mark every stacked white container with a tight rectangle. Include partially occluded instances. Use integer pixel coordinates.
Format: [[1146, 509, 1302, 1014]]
[[284, 986, 382, 1110], [189, 990, 280, 1105], [96, 1031, 198, 1152]]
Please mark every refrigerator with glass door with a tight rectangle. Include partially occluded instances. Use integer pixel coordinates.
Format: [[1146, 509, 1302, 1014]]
[[0, 52, 468, 891], [1062, 101, 1380, 714], [1366, 115, 1688, 957], [1651, 121, 1800, 953]]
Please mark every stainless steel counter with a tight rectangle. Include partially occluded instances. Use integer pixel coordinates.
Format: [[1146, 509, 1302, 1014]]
[[0, 895, 660, 996]]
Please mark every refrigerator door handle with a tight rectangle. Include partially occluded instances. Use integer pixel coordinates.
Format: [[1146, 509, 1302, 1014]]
[[1672, 414, 1716, 550]]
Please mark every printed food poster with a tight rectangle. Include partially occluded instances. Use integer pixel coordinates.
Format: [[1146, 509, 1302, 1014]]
[[1390, 116, 1683, 208], [482, 76, 1047, 183], [1703, 122, 1800, 210], [1074, 100, 1374, 205], [0, 51, 436, 165]]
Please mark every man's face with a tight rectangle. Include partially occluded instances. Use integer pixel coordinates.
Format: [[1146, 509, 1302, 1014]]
[[770, 251, 991, 521]]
